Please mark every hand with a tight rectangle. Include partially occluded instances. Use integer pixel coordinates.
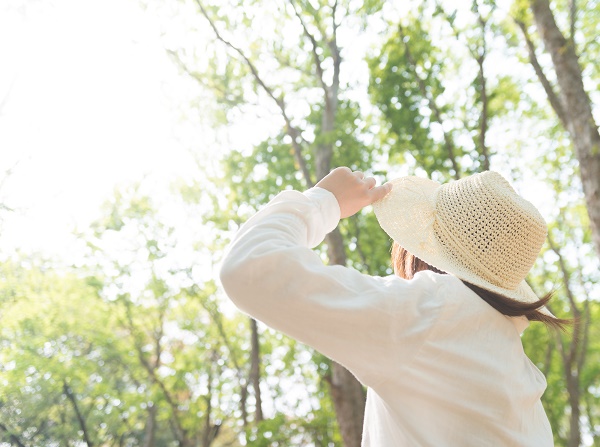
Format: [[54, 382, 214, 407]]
[[315, 167, 393, 219]]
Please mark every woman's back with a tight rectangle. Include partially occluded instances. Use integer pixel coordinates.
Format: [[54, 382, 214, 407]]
[[363, 272, 552, 446]]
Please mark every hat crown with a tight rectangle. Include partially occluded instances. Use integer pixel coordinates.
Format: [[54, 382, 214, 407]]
[[433, 171, 547, 290]]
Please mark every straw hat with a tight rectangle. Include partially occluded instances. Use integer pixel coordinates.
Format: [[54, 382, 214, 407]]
[[373, 171, 547, 308]]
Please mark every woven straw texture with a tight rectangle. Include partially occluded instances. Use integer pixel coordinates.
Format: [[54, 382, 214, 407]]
[[373, 171, 547, 307]]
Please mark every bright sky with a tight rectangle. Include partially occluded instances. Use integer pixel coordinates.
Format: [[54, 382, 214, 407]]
[[0, 0, 204, 259]]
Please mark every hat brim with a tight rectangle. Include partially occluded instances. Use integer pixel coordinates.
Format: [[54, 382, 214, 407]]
[[373, 176, 551, 316]]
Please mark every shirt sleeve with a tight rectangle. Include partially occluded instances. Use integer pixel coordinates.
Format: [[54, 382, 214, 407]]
[[219, 187, 445, 385]]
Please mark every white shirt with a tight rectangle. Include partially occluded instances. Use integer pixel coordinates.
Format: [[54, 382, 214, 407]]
[[220, 187, 554, 446]]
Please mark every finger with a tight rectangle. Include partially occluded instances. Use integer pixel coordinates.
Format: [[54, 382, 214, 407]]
[[364, 177, 377, 189], [370, 182, 393, 202], [334, 166, 352, 174], [353, 171, 365, 179]]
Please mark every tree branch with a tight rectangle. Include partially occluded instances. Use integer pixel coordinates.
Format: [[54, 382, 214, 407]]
[[514, 19, 569, 127], [0, 422, 27, 447], [124, 304, 188, 445], [332, 0, 339, 31], [192, 286, 250, 427], [249, 317, 263, 423], [167, 49, 247, 109], [63, 381, 94, 447], [202, 351, 222, 447], [436, 2, 490, 171], [547, 232, 580, 317], [351, 217, 369, 269], [551, 321, 569, 368], [474, 10, 490, 171], [585, 391, 600, 440], [329, 0, 341, 106], [546, 232, 582, 388], [541, 337, 553, 377], [195, 0, 314, 187], [288, 0, 327, 93], [304, 3, 329, 43], [569, 0, 576, 49], [575, 291, 590, 375], [436, 2, 489, 171]]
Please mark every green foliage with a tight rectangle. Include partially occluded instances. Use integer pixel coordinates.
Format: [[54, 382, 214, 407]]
[[0, 186, 248, 446], [0, 261, 139, 445], [2, 0, 599, 445], [369, 19, 451, 177]]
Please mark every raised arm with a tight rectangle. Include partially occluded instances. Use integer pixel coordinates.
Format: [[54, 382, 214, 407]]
[[219, 167, 443, 385]]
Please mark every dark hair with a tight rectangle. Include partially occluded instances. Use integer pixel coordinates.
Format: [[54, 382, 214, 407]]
[[391, 243, 571, 331]]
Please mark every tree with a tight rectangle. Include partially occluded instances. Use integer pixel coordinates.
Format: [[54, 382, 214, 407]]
[[85, 186, 243, 447], [171, 1, 387, 445], [0, 185, 248, 447], [513, 0, 600, 257], [0, 260, 138, 446]]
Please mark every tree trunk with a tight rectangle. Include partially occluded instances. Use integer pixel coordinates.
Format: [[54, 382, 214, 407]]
[[201, 362, 221, 447], [530, 0, 600, 257], [317, 94, 366, 445], [328, 357, 367, 447], [322, 230, 367, 447], [63, 381, 94, 447], [567, 372, 581, 447], [474, 6, 490, 172], [142, 404, 157, 447], [249, 317, 264, 423], [0, 423, 27, 447], [547, 235, 585, 446], [240, 378, 249, 428]]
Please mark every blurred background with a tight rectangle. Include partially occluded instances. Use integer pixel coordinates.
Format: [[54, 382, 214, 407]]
[[0, 0, 598, 446]]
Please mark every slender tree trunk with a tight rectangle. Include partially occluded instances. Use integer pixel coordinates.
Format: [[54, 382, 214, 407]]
[[201, 358, 221, 447], [547, 235, 586, 446], [127, 305, 192, 447], [142, 404, 157, 447], [323, 229, 367, 447], [530, 0, 600, 257], [567, 373, 582, 447], [0, 423, 27, 447], [317, 101, 366, 447], [475, 7, 490, 172], [240, 378, 249, 428], [63, 381, 94, 447], [249, 317, 264, 423]]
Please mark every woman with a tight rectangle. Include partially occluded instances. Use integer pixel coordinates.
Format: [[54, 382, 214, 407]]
[[220, 166, 566, 446]]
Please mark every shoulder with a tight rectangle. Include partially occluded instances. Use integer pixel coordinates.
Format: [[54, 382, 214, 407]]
[[373, 271, 452, 322], [409, 270, 462, 302], [412, 271, 483, 308], [421, 273, 517, 334], [407, 272, 492, 319]]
